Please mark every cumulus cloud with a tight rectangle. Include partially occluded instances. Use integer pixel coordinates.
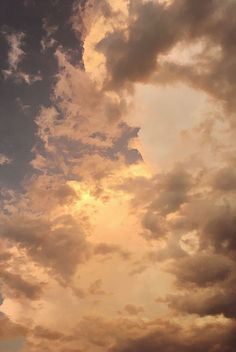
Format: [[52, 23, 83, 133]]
[[109, 318, 236, 352], [92, 0, 236, 114], [97, 0, 178, 89], [71, 315, 236, 352], [42, 50, 127, 144], [167, 287, 236, 319], [167, 253, 234, 288], [118, 164, 192, 240], [1, 1, 236, 350], [0, 271, 44, 300], [1, 215, 91, 282], [0, 314, 27, 340]]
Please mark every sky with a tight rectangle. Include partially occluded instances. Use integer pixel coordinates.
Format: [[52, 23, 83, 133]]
[[0, 0, 236, 351]]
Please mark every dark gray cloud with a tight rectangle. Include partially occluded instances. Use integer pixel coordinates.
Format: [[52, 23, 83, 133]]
[[97, 0, 236, 118], [212, 166, 236, 192], [1, 215, 91, 282], [76, 316, 236, 352], [94, 242, 131, 260], [0, 271, 44, 300], [149, 165, 192, 215], [167, 288, 236, 319], [167, 253, 233, 287], [109, 320, 236, 352], [202, 211, 236, 256], [119, 164, 192, 240], [147, 177, 236, 320], [119, 155, 236, 320], [97, 0, 179, 89]]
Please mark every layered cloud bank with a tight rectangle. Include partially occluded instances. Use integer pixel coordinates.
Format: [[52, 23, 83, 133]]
[[0, 0, 236, 351]]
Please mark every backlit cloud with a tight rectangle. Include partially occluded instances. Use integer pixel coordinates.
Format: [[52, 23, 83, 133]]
[[1, 1, 236, 351]]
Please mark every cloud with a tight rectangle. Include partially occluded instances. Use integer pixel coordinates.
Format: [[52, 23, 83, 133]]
[[149, 164, 192, 215], [96, 0, 182, 89], [74, 315, 236, 352], [93, 242, 131, 260], [0, 153, 12, 165], [122, 304, 144, 315], [6, 32, 25, 72], [118, 164, 192, 240], [88, 279, 106, 296], [51, 50, 127, 142], [2, 30, 42, 84], [32, 50, 140, 181], [33, 326, 65, 341], [1, 215, 91, 282], [84, 0, 236, 119], [167, 288, 236, 319], [167, 253, 234, 287], [212, 166, 236, 192], [1, 2, 236, 351], [202, 211, 236, 256], [109, 319, 236, 352], [0, 271, 44, 300], [0, 315, 27, 340]]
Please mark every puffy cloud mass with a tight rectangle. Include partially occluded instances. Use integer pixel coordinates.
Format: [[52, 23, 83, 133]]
[[1, 0, 236, 351]]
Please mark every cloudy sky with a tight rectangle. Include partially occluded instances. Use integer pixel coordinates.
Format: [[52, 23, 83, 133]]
[[1, 0, 236, 351]]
